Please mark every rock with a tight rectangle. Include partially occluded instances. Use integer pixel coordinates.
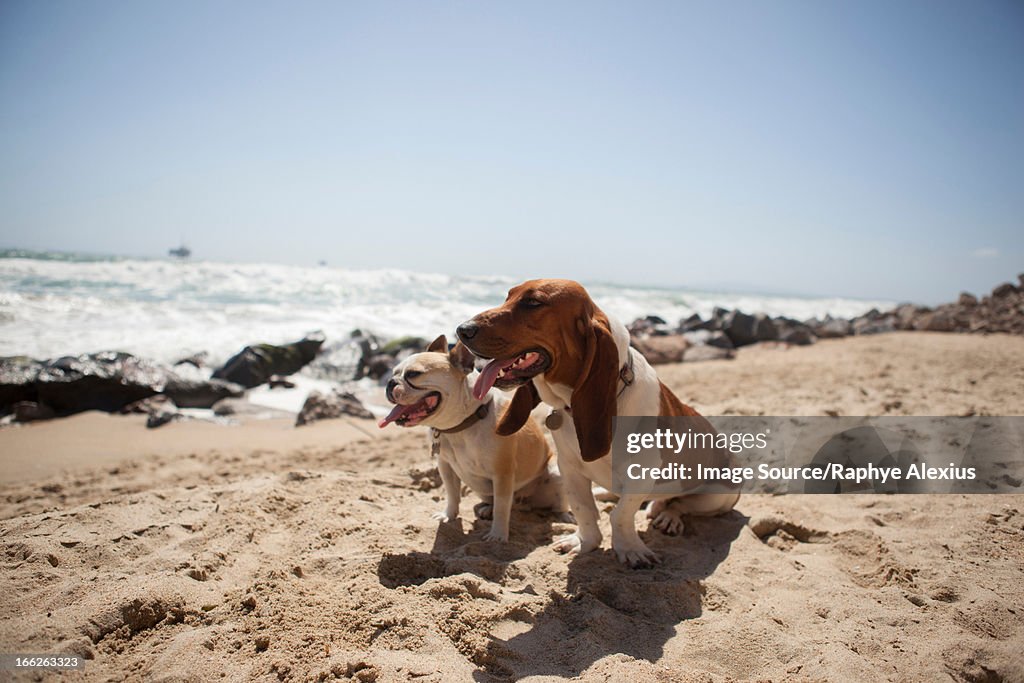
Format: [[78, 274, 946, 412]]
[[380, 336, 428, 356], [814, 318, 851, 339], [774, 318, 817, 346], [0, 356, 41, 413], [267, 376, 296, 389], [851, 313, 896, 335], [628, 316, 673, 337], [682, 345, 735, 362], [12, 401, 55, 422], [892, 303, 930, 330], [173, 352, 209, 368], [211, 398, 293, 419], [722, 311, 778, 347], [32, 352, 168, 415], [212, 332, 325, 388], [305, 330, 383, 382], [915, 310, 957, 332], [992, 282, 1018, 298], [630, 335, 689, 365], [364, 354, 396, 381], [681, 329, 734, 349], [120, 395, 169, 414], [295, 390, 374, 426], [678, 313, 704, 332], [958, 292, 978, 307], [146, 405, 182, 429], [164, 375, 244, 409]]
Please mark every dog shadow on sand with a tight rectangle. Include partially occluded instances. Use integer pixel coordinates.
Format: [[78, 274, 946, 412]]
[[375, 507, 746, 681], [474, 511, 747, 680], [376, 506, 566, 589]]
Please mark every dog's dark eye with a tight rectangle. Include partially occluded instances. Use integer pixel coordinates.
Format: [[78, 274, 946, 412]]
[[404, 370, 422, 380], [519, 297, 543, 309]]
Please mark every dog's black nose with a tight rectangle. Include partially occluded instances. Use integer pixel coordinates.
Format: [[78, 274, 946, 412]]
[[385, 378, 397, 402], [457, 321, 478, 340]]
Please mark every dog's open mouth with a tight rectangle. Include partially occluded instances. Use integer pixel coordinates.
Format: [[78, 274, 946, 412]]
[[378, 392, 441, 428], [472, 349, 550, 400]]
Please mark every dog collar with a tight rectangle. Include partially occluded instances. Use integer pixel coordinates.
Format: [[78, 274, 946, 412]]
[[432, 399, 492, 438], [546, 351, 636, 430], [617, 347, 636, 397]]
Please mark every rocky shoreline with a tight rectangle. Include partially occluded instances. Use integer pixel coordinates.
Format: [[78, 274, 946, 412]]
[[628, 274, 1024, 364], [2, 274, 1021, 428]]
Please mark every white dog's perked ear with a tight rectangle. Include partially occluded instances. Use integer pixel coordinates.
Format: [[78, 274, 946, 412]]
[[449, 341, 477, 374], [427, 335, 448, 353]]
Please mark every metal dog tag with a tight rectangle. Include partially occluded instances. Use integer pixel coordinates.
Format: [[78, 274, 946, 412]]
[[545, 410, 564, 430]]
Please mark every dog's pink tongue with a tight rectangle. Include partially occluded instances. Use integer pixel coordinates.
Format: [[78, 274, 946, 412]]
[[378, 403, 414, 428], [473, 358, 516, 400]]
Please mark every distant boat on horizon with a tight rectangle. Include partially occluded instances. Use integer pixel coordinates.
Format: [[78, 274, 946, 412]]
[[168, 244, 191, 259]]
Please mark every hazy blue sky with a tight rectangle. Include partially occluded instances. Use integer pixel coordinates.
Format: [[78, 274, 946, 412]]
[[1, 0, 1021, 303]]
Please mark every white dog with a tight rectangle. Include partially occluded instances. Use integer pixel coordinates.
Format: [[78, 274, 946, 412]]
[[379, 335, 571, 541]]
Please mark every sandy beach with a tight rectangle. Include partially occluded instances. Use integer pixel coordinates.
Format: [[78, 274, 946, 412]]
[[1, 332, 1023, 682]]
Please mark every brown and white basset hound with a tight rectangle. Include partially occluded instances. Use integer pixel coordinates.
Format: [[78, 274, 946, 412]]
[[458, 278, 739, 567]]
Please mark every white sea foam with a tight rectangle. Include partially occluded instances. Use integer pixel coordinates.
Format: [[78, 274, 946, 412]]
[[0, 255, 894, 364]]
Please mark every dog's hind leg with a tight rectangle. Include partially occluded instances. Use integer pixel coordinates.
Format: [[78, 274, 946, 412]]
[[525, 460, 576, 523]]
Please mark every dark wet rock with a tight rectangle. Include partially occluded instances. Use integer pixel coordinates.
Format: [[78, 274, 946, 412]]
[[773, 318, 817, 346], [213, 332, 325, 389], [119, 395, 170, 414], [683, 345, 735, 362], [364, 354, 396, 380], [2, 352, 169, 416], [146, 405, 182, 429], [164, 375, 244, 409], [0, 356, 40, 412], [678, 313, 705, 332], [627, 316, 674, 337], [267, 376, 296, 389], [173, 352, 209, 369], [722, 311, 778, 347], [305, 330, 384, 382], [682, 329, 735, 349], [380, 336, 429, 356], [295, 390, 374, 426], [12, 401, 55, 422]]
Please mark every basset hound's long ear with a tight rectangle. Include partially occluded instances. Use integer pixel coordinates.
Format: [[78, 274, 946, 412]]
[[496, 382, 540, 436], [426, 335, 447, 352], [571, 313, 620, 462]]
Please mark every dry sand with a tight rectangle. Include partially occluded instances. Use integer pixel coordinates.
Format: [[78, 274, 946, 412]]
[[1, 332, 1023, 682]]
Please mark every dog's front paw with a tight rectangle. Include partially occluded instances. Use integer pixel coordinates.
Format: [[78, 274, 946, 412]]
[[553, 510, 576, 524], [613, 541, 660, 569], [483, 527, 509, 542], [552, 532, 599, 555], [432, 510, 458, 523], [651, 510, 685, 536], [473, 502, 494, 520]]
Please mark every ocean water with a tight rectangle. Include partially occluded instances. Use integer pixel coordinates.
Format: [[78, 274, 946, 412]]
[[0, 251, 894, 364]]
